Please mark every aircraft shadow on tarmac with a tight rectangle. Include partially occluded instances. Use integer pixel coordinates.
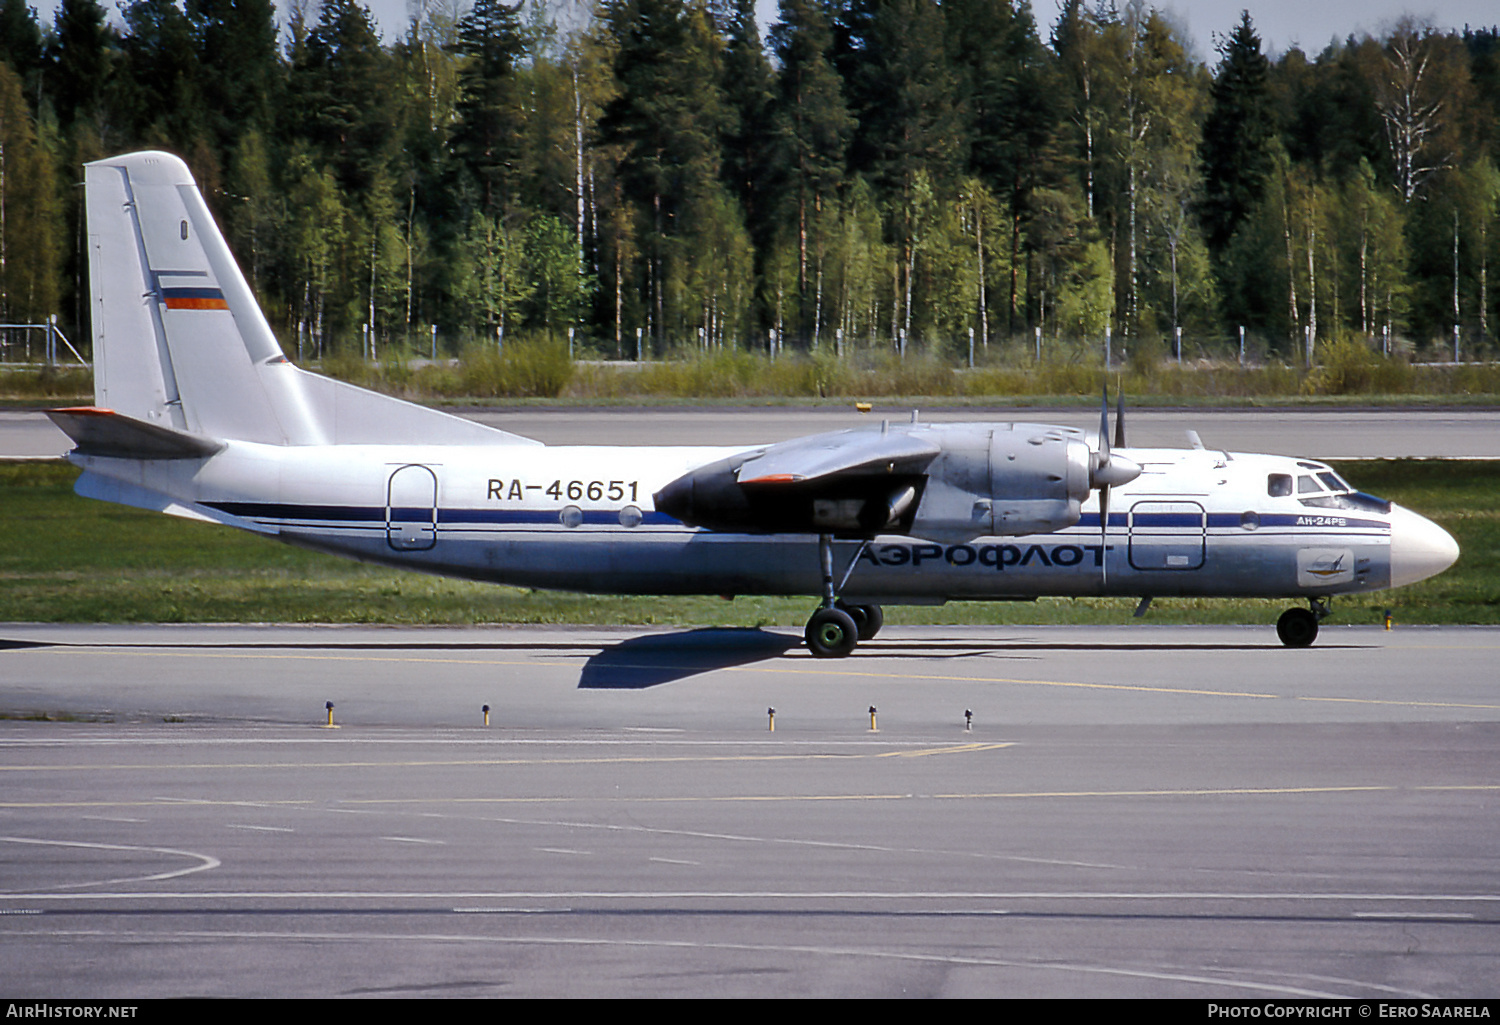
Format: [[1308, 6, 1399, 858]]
[[0, 639, 51, 651], [578, 628, 800, 689], [571, 628, 1358, 689]]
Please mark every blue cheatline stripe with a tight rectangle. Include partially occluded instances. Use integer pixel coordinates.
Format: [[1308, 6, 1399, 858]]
[[204, 501, 679, 527], [439, 508, 677, 527], [206, 502, 383, 522], [207, 501, 1389, 535], [1077, 512, 1387, 531]]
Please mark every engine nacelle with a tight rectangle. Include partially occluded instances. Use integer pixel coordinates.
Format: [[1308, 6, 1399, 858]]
[[653, 422, 1100, 543], [906, 424, 1092, 542]]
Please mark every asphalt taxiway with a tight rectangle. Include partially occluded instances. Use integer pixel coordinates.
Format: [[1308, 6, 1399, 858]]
[[7, 405, 1500, 458], [2, 624, 1497, 997]]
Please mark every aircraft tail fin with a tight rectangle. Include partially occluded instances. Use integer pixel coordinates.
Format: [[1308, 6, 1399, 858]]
[[83, 151, 538, 448]]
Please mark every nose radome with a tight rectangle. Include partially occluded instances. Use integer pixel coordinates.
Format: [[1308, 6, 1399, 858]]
[[1389, 504, 1460, 588]]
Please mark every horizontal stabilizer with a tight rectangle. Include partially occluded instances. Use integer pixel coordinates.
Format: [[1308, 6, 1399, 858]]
[[736, 428, 940, 485], [47, 407, 224, 460]]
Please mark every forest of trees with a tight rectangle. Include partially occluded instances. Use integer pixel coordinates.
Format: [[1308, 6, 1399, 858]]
[[1, 0, 1498, 365]]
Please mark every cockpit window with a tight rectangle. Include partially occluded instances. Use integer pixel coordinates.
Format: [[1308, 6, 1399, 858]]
[[1346, 491, 1393, 513], [1317, 471, 1351, 492], [1297, 475, 1322, 494], [1268, 474, 1293, 497], [1299, 491, 1393, 514]]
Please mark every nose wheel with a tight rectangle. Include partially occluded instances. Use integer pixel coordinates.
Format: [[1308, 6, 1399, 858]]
[[1277, 598, 1329, 648]]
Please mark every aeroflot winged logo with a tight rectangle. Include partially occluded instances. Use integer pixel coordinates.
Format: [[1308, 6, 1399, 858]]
[[1297, 548, 1356, 587], [1308, 554, 1346, 577]]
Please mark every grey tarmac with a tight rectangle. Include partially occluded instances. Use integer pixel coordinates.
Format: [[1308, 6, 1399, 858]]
[[1, 623, 1498, 997], [6, 405, 1500, 459]]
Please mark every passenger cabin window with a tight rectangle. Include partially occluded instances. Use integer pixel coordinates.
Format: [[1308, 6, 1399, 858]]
[[1268, 474, 1293, 497]]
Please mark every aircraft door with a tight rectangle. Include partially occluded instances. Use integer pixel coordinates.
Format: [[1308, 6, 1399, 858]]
[[387, 464, 438, 551], [1128, 500, 1205, 570]]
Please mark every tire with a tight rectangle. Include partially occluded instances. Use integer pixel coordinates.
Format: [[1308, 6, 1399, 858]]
[[806, 607, 859, 658], [837, 602, 884, 641], [1276, 607, 1319, 648]]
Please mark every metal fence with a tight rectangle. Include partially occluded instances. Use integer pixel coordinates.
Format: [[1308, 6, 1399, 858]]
[[0, 317, 88, 366]]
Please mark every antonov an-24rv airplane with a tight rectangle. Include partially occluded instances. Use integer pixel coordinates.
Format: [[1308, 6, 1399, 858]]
[[49, 151, 1460, 655]]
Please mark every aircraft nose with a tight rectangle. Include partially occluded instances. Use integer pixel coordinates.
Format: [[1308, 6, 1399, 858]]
[[1388, 504, 1459, 588]]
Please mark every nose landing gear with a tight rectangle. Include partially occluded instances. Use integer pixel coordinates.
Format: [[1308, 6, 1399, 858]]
[[1277, 597, 1330, 648]]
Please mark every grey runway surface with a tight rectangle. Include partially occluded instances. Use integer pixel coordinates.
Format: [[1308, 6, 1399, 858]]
[[464, 405, 1500, 458], [6, 405, 1500, 458], [2, 623, 1498, 997]]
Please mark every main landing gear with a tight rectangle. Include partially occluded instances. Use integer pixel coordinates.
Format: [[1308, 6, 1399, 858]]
[[1277, 597, 1330, 648], [805, 602, 883, 658], [804, 534, 883, 658]]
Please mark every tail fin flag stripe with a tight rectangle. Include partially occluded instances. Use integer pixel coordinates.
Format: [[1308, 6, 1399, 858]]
[[161, 287, 229, 311]]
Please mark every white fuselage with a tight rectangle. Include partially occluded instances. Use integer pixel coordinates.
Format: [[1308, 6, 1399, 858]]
[[73, 439, 1448, 604]]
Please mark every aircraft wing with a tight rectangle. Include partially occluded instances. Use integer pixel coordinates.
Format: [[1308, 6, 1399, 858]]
[[657, 419, 1131, 542], [736, 429, 940, 485], [654, 426, 940, 536]]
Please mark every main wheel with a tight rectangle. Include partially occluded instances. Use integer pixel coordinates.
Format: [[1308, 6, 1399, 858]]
[[836, 602, 884, 641], [1276, 607, 1319, 648], [806, 607, 859, 658]]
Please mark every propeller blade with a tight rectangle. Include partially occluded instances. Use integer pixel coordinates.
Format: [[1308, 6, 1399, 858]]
[[1095, 383, 1134, 591], [1100, 482, 1110, 590], [1115, 386, 1126, 449], [1099, 386, 1112, 466]]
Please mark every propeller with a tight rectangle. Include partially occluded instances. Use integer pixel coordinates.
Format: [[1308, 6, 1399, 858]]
[[1115, 385, 1126, 448], [1092, 384, 1140, 589]]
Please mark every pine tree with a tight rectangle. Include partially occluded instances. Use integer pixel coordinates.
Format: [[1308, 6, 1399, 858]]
[[49, 0, 116, 134], [720, 0, 775, 225], [0, 0, 43, 103], [768, 0, 853, 340], [599, 0, 729, 346], [119, 0, 206, 148], [847, 0, 963, 197], [948, 0, 1054, 200], [839, 0, 963, 344], [451, 0, 528, 218], [1199, 11, 1276, 256], [950, 0, 1057, 338], [287, 0, 396, 195], [191, 0, 282, 157]]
